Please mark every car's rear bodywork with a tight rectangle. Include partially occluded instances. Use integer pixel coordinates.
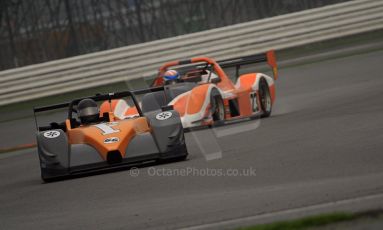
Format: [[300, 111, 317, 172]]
[[34, 91, 187, 182]]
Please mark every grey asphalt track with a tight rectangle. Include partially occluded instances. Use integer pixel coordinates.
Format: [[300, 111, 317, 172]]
[[1, 49, 383, 230]]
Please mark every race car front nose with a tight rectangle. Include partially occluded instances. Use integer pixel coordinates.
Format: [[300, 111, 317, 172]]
[[107, 150, 123, 164]]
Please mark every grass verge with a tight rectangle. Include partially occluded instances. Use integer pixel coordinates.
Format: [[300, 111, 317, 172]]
[[237, 213, 355, 230], [237, 209, 383, 230]]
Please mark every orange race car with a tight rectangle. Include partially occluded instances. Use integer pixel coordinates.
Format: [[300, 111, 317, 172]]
[[34, 90, 187, 182], [103, 51, 278, 129]]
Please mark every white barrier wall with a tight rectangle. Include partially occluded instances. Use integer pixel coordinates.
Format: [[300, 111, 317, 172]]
[[0, 0, 382, 106]]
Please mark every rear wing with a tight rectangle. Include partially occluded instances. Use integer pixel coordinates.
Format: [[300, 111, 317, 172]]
[[218, 50, 278, 80]]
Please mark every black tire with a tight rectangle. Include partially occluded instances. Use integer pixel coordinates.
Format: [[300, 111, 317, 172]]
[[41, 173, 55, 183], [176, 135, 188, 161], [158, 142, 188, 163], [172, 153, 188, 162], [210, 90, 225, 122], [40, 167, 64, 183], [259, 78, 272, 118]]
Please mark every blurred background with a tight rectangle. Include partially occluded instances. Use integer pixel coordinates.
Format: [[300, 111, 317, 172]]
[[0, 0, 350, 70]]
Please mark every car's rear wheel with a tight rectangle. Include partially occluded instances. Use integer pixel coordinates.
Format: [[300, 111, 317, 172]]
[[259, 77, 272, 118]]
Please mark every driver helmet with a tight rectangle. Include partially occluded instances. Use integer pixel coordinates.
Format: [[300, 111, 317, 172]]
[[163, 70, 180, 84], [77, 98, 99, 124]]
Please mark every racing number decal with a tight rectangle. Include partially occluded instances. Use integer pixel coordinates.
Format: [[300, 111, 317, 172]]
[[94, 123, 120, 135]]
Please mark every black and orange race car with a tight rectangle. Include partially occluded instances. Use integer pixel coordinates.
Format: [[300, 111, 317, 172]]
[[33, 90, 187, 182], [104, 51, 278, 129]]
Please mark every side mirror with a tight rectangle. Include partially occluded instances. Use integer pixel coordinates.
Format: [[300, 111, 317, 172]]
[[210, 78, 221, 84], [161, 105, 174, 111]]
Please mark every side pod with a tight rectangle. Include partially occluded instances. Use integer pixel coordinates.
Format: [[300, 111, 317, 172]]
[[37, 129, 69, 179], [145, 109, 186, 157]]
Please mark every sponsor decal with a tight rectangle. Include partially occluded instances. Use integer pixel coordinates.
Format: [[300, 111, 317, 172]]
[[156, 111, 172, 120], [43, 130, 60, 139], [104, 137, 120, 144]]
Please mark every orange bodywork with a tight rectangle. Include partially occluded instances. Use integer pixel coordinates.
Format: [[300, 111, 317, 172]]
[[186, 84, 210, 115], [236, 73, 257, 91], [99, 100, 118, 113], [112, 51, 278, 126], [66, 117, 150, 160], [126, 107, 139, 116], [100, 100, 139, 119], [171, 93, 189, 117]]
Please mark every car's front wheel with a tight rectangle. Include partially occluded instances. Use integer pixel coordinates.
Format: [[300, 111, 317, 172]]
[[211, 91, 225, 122]]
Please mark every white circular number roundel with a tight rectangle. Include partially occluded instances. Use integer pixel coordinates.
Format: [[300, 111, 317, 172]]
[[156, 111, 172, 121], [43, 130, 60, 139]]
